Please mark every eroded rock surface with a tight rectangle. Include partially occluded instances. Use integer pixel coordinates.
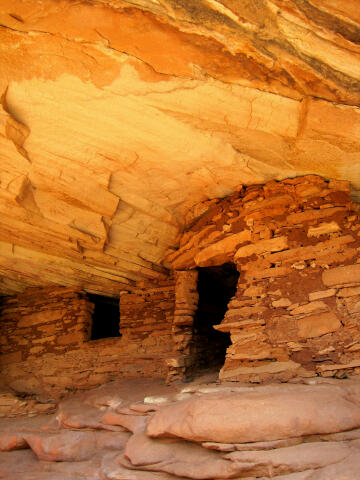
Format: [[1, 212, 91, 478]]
[[147, 384, 360, 443], [1, 377, 360, 479]]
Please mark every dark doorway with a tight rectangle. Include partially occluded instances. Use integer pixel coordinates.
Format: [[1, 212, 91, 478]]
[[193, 263, 239, 372], [88, 294, 121, 340]]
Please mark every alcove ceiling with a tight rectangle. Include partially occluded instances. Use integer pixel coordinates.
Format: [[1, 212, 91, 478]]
[[0, 0, 360, 296]]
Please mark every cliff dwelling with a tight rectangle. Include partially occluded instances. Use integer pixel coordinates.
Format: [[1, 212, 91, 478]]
[[1, 1, 360, 479]]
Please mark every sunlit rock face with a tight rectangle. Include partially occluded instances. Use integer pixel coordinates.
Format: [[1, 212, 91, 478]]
[[0, 0, 360, 295]]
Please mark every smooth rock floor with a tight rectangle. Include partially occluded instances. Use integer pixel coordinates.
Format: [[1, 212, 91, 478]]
[[1, 373, 360, 479]]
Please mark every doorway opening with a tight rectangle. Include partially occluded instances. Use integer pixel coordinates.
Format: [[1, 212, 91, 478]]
[[193, 263, 239, 373], [88, 294, 121, 340]]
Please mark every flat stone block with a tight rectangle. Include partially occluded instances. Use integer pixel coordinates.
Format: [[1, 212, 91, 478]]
[[297, 312, 341, 339], [323, 264, 360, 287]]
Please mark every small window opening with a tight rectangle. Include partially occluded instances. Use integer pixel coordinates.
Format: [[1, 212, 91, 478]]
[[88, 294, 121, 340], [193, 263, 239, 373]]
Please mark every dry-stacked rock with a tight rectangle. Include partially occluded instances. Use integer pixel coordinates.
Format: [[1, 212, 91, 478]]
[[0, 282, 176, 398], [167, 175, 360, 382]]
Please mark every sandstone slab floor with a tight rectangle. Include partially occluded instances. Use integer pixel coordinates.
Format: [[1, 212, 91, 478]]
[[1, 374, 360, 479]]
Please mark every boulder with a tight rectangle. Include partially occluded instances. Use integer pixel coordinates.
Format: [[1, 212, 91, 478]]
[[0, 432, 27, 452], [102, 411, 148, 433], [124, 430, 244, 479], [147, 384, 360, 443], [24, 431, 98, 462], [24, 430, 129, 462], [57, 398, 125, 432], [322, 264, 360, 287]]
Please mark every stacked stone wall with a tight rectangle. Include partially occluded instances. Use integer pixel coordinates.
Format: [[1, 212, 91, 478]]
[[120, 280, 175, 343], [166, 270, 198, 382], [0, 282, 175, 398], [168, 175, 360, 382], [0, 287, 92, 365]]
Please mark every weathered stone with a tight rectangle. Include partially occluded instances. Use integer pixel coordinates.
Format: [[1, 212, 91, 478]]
[[225, 441, 353, 477], [24, 431, 98, 462], [225, 305, 267, 318], [214, 318, 265, 332], [323, 265, 360, 287], [124, 430, 243, 479], [307, 222, 340, 238], [102, 412, 147, 433], [317, 360, 360, 373], [290, 302, 329, 316], [147, 384, 360, 444], [297, 312, 341, 339], [337, 286, 360, 298], [219, 361, 300, 379], [245, 266, 291, 280], [287, 208, 345, 225], [202, 437, 303, 452], [234, 236, 288, 260], [0, 433, 27, 452], [272, 298, 292, 308], [251, 236, 355, 268], [102, 457, 189, 480], [57, 332, 85, 345], [3, 378, 360, 480], [17, 310, 67, 328], [243, 285, 264, 297], [309, 289, 336, 301], [194, 231, 251, 267], [305, 453, 360, 480]]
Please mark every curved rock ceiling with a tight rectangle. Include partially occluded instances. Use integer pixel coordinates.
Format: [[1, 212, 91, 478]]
[[0, 0, 360, 295]]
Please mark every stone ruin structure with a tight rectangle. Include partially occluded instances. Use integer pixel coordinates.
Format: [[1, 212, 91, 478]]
[[167, 175, 360, 383], [2, 175, 360, 400], [4, 173, 360, 480], [1, 0, 360, 478]]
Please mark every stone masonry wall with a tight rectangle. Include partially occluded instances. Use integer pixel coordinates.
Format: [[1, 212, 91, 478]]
[[0, 282, 175, 398], [166, 270, 198, 382], [0, 287, 92, 365], [120, 279, 175, 344], [168, 175, 360, 382]]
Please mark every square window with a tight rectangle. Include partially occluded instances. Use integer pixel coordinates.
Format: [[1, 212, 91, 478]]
[[88, 294, 121, 340]]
